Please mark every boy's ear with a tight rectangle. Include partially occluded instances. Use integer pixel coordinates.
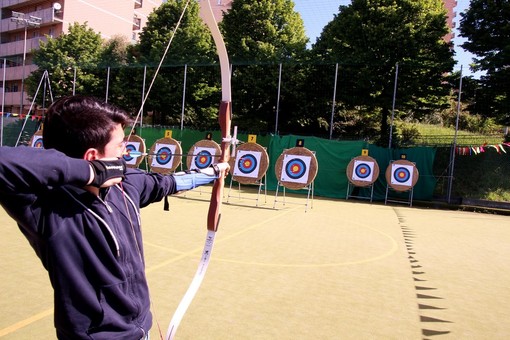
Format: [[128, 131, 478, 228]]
[[83, 148, 100, 161]]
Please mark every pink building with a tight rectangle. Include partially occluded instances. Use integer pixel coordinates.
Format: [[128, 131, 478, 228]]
[[0, 0, 163, 115]]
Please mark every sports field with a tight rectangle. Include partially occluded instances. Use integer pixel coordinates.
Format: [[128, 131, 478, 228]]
[[1, 187, 509, 339]]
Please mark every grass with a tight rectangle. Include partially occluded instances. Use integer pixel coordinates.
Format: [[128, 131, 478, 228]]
[[402, 123, 506, 146], [412, 123, 510, 203]]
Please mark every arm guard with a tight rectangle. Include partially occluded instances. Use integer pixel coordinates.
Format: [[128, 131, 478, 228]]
[[172, 168, 218, 192]]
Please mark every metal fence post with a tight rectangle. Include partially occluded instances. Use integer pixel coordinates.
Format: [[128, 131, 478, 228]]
[[329, 63, 339, 140], [448, 66, 463, 203], [388, 62, 399, 149]]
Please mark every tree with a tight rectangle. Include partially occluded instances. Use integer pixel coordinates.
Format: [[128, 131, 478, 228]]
[[27, 22, 106, 101], [124, 0, 220, 128], [458, 0, 510, 125], [221, 0, 308, 133], [311, 0, 455, 143]]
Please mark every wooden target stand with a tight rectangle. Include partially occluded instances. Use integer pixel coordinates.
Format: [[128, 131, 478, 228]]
[[227, 142, 269, 207], [384, 159, 419, 207], [273, 146, 318, 212], [183, 139, 221, 197], [148, 137, 183, 174], [345, 155, 380, 202]]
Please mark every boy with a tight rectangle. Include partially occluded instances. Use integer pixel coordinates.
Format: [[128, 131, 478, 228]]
[[0, 95, 228, 339]]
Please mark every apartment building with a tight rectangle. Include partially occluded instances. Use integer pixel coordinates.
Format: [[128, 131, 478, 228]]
[[0, 0, 166, 115], [443, 0, 457, 43]]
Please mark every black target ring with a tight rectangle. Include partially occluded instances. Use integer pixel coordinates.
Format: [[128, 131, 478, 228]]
[[285, 158, 307, 180], [237, 154, 258, 174], [155, 146, 173, 165]]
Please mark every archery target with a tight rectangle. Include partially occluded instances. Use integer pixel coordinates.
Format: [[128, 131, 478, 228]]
[[346, 156, 379, 187], [123, 135, 146, 168], [191, 147, 217, 170], [31, 137, 44, 148], [149, 137, 182, 174], [353, 160, 374, 181], [391, 164, 413, 186], [123, 142, 140, 165], [186, 140, 220, 171], [275, 147, 318, 190], [29, 130, 43, 148], [385, 159, 419, 192], [234, 150, 261, 178], [282, 156, 309, 183], [151, 144, 176, 166], [229, 142, 269, 184]]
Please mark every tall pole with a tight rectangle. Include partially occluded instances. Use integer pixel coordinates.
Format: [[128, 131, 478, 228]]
[[105, 67, 110, 103], [1, 58, 6, 146], [11, 12, 41, 115], [20, 25, 28, 115], [447, 66, 463, 203], [181, 64, 187, 130], [73, 67, 77, 95], [140, 65, 147, 131], [329, 63, 339, 140], [275, 63, 282, 135], [388, 62, 399, 149]]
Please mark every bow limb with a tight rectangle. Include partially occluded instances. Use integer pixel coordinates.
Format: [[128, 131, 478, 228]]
[[165, 2, 231, 339], [199, 0, 232, 232]]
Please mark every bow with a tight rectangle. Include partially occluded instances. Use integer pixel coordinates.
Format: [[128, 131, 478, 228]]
[[165, 1, 232, 339]]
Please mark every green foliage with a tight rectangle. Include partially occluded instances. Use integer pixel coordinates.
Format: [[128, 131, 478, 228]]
[[221, 0, 309, 132], [27, 22, 105, 99], [221, 0, 308, 62], [311, 0, 455, 141], [458, 0, 510, 124], [120, 1, 220, 127]]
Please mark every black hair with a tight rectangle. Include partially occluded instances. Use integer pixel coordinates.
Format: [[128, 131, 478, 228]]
[[43, 95, 131, 158]]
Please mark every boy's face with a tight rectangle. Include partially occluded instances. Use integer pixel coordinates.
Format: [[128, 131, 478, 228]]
[[98, 124, 125, 159]]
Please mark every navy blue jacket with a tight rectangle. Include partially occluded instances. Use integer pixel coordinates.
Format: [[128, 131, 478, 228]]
[[0, 146, 181, 339]]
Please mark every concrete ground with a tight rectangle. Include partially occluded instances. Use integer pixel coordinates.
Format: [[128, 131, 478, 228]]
[[1, 187, 509, 339]]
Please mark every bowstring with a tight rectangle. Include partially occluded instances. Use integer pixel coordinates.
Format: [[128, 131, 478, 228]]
[[118, 2, 192, 339], [125, 0, 192, 147]]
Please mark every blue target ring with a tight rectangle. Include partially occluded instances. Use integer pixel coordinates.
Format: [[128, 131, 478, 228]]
[[285, 158, 306, 180], [194, 150, 213, 169], [33, 138, 44, 148], [123, 144, 137, 162], [393, 167, 411, 183], [156, 146, 173, 165], [237, 154, 258, 174], [354, 163, 371, 179]]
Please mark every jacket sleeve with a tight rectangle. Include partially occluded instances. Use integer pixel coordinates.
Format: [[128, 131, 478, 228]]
[[0, 146, 91, 196]]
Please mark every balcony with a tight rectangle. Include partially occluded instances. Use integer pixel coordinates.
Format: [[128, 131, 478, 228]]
[[1, 91, 33, 107], [1, 64, 39, 81], [0, 7, 62, 34], [0, 36, 47, 58]]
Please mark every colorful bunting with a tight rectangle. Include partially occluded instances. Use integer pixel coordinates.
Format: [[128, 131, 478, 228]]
[[456, 142, 510, 155]]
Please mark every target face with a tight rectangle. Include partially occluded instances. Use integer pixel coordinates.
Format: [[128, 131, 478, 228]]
[[391, 164, 414, 186], [150, 143, 177, 168], [352, 160, 374, 182], [233, 150, 261, 178], [31, 137, 44, 148], [280, 155, 311, 184], [191, 147, 216, 170], [123, 143, 140, 165]]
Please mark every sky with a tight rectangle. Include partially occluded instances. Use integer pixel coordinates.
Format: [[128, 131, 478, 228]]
[[293, 0, 480, 77]]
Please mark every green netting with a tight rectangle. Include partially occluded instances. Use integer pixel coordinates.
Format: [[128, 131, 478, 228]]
[[267, 135, 366, 197], [3, 123, 438, 201], [365, 145, 437, 201]]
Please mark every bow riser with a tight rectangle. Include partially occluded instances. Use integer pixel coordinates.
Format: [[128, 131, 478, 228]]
[[207, 101, 231, 232]]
